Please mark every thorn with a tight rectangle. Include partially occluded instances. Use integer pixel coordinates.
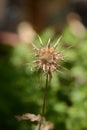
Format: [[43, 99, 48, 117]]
[[57, 69, 63, 74], [37, 35, 43, 46], [32, 42, 39, 50], [60, 45, 73, 53], [47, 38, 51, 48], [43, 64, 46, 72], [53, 36, 62, 49], [32, 60, 40, 63], [58, 64, 69, 72]]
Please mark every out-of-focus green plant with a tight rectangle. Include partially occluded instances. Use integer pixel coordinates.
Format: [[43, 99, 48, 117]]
[[0, 26, 87, 130]]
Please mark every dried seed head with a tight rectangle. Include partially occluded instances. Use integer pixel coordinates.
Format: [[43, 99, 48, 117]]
[[32, 36, 64, 77]]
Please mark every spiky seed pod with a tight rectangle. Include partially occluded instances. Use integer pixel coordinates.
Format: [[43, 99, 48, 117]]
[[32, 36, 65, 130], [32, 36, 64, 78]]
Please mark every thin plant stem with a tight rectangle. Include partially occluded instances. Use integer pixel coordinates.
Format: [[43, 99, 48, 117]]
[[38, 73, 49, 130]]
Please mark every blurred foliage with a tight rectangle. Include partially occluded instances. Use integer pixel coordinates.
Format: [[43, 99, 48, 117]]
[[0, 26, 87, 130]]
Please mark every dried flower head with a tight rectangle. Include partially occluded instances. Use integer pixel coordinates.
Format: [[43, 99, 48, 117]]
[[32, 36, 64, 79]]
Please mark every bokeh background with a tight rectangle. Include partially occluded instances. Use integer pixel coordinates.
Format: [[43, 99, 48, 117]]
[[0, 0, 87, 130]]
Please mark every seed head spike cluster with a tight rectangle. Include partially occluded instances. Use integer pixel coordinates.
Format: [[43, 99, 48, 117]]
[[32, 36, 64, 78]]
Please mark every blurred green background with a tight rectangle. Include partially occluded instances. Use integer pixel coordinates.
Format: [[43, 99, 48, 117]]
[[0, 0, 87, 130]]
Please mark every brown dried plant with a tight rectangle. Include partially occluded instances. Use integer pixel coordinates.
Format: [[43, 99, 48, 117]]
[[32, 35, 64, 130], [32, 36, 64, 79], [15, 113, 54, 130]]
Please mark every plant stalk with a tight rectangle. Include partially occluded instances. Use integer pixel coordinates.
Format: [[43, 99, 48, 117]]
[[38, 73, 49, 130]]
